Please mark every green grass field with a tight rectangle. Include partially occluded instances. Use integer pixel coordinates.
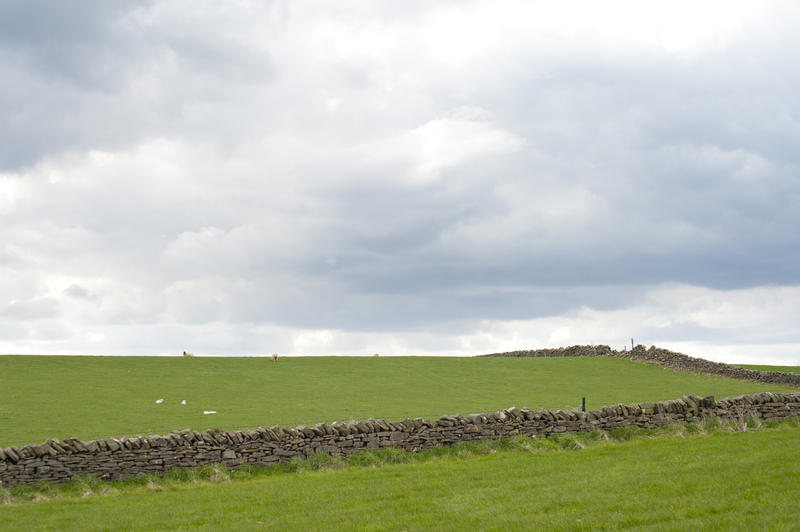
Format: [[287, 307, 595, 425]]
[[740, 364, 800, 374], [1, 355, 797, 447], [2, 418, 799, 531]]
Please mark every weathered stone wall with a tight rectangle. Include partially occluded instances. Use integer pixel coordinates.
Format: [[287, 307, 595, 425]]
[[481, 345, 800, 387], [2, 392, 799, 487]]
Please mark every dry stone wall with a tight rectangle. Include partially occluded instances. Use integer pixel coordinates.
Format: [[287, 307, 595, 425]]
[[481, 345, 800, 387], [2, 391, 799, 487]]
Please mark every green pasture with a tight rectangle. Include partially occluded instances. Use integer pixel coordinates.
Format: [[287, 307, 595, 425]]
[[0, 355, 797, 447], [2, 418, 799, 531], [740, 364, 800, 374]]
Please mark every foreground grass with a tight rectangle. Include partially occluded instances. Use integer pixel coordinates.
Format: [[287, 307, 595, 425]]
[[1, 356, 797, 447], [2, 417, 799, 531]]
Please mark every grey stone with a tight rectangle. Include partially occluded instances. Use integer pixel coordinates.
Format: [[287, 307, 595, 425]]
[[297, 426, 316, 437], [4, 448, 19, 463]]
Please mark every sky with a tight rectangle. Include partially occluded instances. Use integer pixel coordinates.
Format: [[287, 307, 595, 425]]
[[1, 1, 799, 363]]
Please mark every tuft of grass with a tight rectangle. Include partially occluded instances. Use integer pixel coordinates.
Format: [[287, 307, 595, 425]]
[[348, 447, 410, 468], [607, 425, 644, 441]]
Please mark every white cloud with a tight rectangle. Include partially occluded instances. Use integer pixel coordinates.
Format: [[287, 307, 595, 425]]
[[355, 107, 525, 184], [0, 174, 21, 214], [417, 0, 763, 65]]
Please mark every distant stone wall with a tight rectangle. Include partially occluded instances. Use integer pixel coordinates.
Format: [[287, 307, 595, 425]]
[[2, 391, 799, 487], [481, 345, 800, 387]]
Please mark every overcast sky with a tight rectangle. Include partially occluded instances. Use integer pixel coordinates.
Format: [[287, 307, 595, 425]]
[[2, 1, 799, 363]]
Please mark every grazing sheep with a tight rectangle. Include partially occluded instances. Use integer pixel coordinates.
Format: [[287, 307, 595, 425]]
[[272, 353, 278, 362], [183, 351, 195, 357]]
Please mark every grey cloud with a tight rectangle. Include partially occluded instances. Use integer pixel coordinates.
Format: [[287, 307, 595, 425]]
[[0, 1, 278, 170], [63, 284, 95, 299], [0, 1, 142, 74]]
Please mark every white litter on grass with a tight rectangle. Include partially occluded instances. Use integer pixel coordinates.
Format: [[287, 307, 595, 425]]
[[155, 399, 164, 404], [181, 400, 186, 405], [203, 410, 216, 415]]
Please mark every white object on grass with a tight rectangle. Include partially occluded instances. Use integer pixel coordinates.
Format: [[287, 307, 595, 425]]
[[203, 410, 217, 415], [181, 400, 186, 405], [155, 398, 164, 404]]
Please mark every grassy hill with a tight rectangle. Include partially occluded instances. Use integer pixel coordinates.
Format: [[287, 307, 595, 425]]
[[739, 364, 800, 374], [1, 355, 797, 447]]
